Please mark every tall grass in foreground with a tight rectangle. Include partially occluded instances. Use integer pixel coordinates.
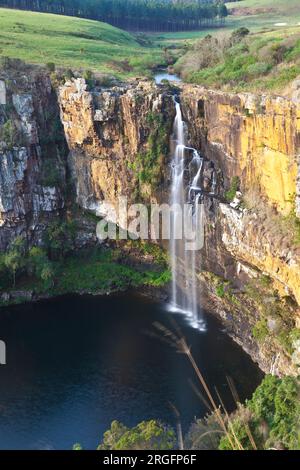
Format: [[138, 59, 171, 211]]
[[153, 320, 257, 450]]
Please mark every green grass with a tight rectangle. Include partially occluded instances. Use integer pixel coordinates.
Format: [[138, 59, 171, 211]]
[[54, 248, 170, 294], [0, 8, 165, 77]]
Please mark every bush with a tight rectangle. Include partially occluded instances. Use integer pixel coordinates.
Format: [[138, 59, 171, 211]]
[[4, 237, 26, 287], [225, 176, 240, 202], [128, 112, 170, 194], [219, 375, 300, 450], [39, 159, 62, 187], [44, 220, 77, 260], [230, 28, 250, 45], [64, 69, 74, 81], [185, 413, 222, 450], [248, 375, 300, 450], [97, 420, 176, 450], [28, 247, 54, 288], [247, 62, 271, 77], [252, 319, 269, 343], [216, 283, 225, 298], [83, 69, 94, 88], [0, 119, 24, 148], [46, 62, 56, 72]]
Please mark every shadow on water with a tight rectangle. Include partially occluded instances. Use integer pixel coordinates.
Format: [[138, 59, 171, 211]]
[[0, 293, 263, 449]]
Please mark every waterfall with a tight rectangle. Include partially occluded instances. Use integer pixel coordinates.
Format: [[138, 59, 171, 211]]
[[169, 99, 205, 330]]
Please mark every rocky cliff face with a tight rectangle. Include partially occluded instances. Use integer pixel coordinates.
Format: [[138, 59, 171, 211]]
[[180, 85, 300, 375], [59, 78, 175, 220], [0, 64, 66, 250], [180, 86, 300, 302], [181, 86, 300, 216]]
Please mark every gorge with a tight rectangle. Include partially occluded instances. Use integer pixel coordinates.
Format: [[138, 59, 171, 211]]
[[0, 61, 300, 448]]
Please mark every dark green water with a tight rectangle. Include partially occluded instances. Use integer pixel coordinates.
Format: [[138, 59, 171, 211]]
[[0, 293, 263, 449]]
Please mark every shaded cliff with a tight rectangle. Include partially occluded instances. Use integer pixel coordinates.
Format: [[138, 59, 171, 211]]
[[0, 63, 67, 250]]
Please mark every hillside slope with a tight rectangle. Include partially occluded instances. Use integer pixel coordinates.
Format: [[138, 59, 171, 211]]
[[174, 26, 300, 94], [0, 8, 164, 76]]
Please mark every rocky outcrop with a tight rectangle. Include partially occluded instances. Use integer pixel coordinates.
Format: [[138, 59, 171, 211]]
[[0, 66, 66, 250], [59, 78, 175, 221], [181, 86, 300, 215], [180, 86, 300, 302], [179, 85, 300, 375]]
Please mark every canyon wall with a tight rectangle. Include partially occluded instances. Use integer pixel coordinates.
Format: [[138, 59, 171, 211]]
[[0, 64, 66, 250], [0, 67, 299, 375], [181, 86, 300, 215], [180, 85, 300, 375], [180, 86, 300, 302], [59, 78, 175, 217]]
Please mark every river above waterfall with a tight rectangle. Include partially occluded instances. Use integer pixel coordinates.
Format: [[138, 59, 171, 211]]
[[0, 293, 263, 450], [154, 71, 181, 84]]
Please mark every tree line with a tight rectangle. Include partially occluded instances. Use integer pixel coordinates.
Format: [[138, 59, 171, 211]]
[[0, 1, 228, 32]]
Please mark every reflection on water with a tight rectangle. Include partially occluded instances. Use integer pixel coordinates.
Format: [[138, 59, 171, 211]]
[[0, 293, 263, 449]]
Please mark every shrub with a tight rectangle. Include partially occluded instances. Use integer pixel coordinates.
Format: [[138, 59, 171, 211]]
[[39, 159, 62, 187], [64, 69, 74, 81], [219, 375, 300, 450], [83, 69, 94, 88], [225, 176, 240, 202], [46, 62, 55, 72], [28, 247, 54, 288], [185, 412, 222, 450], [128, 112, 170, 194], [216, 283, 225, 298], [247, 62, 272, 77], [98, 420, 176, 450], [230, 28, 250, 45], [248, 375, 300, 450], [252, 319, 269, 342], [4, 237, 26, 287], [44, 220, 77, 260], [0, 119, 24, 148]]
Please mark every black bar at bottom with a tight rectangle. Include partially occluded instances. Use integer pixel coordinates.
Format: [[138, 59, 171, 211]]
[[0, 450, 298, 467]]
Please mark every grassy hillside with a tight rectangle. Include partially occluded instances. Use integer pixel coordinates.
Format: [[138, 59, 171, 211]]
[[154, 0, 300, 45], [0, 8, 165, 76], [175, 26, 300, 93]]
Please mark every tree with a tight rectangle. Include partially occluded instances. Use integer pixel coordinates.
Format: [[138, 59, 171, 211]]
[[28, 247, 54, 288], [44, 220, 77, 260], [4, 237, 26, 287], [97, 420, 176, 450]]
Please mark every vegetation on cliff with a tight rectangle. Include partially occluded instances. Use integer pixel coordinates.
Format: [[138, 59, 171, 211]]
[[218, 375, 300, 450], [127, 111, 171, 196]]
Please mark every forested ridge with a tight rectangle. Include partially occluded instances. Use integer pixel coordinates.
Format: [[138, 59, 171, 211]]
[[0, 0, 228, 32]]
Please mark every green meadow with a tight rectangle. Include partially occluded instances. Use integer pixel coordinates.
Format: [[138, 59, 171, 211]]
[[153, 0, 300, 46], [0, 7, 165, 76]]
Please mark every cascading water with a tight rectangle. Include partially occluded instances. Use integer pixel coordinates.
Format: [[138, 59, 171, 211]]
[[169, 99, 205, 330]]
